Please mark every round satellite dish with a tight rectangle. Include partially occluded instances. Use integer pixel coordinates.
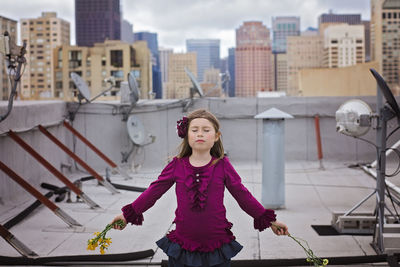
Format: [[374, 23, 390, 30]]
[[127, 115, 146, 145], [370, 68, 400, 124], [336, 99, 372, 137], [70, 72, 91, 102], [128, 71, 140, 105], [184, 67, 204, 97]]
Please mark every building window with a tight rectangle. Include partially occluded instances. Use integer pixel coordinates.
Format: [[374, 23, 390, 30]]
[[69, 50, 82, 68], [111, 70, 124, 78], [110, 50, 123, 68]]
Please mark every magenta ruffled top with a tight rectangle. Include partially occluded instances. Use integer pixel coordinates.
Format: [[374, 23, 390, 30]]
[[122, 156, 276, 252]]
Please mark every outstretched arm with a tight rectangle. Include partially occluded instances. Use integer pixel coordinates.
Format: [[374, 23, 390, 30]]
[[224, 157, 280, 231], [112, 158, 177, 229]]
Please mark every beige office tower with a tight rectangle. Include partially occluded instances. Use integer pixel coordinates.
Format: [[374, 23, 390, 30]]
[[275, 53, 287, 92], [0, 16, 17, 100], [371, 0, 400, 93], [287, 33, 324, 96], [159, 47, 173, 99], [235, 21, 273, 97], [322, 24, 365, 69], [20, 12, 70, 99], [165, 52, 197, 99], [54, 40, 152, 101]]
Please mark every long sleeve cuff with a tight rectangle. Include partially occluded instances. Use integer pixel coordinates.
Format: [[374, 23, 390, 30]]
[[254, 209, 276, 231], [122, 204, 144, 225]]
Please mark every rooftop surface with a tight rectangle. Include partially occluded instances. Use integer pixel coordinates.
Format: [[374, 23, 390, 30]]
[[0, 159, 388, 266]]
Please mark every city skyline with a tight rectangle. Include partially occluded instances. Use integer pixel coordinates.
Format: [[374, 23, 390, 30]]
[[3, 0, 370, 57]]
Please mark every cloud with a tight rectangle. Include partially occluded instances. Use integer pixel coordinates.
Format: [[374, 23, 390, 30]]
[[3, 0, 370, 56]]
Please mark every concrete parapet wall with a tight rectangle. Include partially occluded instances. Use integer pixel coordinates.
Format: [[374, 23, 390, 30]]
[[0, 101, 70, 204]]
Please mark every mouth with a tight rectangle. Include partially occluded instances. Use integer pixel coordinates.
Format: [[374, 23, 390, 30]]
[[195, 140, 205, 143]]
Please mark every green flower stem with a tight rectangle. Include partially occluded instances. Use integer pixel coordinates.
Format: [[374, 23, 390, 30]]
[[271, 222, 327, 267]]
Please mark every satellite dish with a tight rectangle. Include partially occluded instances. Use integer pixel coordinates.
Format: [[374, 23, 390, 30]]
[[128, 71, 140, 105], [370, 68, 400, 124], [127, 115, 146, 145], [70, 72, 90, 102], [336, 99, 372, 137], [184, 67, 204, 97]]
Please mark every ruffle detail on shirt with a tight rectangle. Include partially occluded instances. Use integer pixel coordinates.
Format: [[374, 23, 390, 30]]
[[121, 203, 144, 225], [183, 170, 213, 212], [253, 209, 276, 231], [165, 230, 235, 253], [156, 236, 242, 267]]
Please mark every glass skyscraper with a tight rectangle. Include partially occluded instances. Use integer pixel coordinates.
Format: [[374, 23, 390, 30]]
[[186, 39, 220, 82], [75, 0, 121, 47], [272, 16, 300, 53], [134, 32, 162, 98]]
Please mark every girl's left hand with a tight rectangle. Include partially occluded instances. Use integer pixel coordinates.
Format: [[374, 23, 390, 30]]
[[271, 220, 289, 236]]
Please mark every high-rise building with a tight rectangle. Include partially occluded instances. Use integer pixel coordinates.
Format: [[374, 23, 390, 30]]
[[273, 53, 288, 92], [165, 52, 197, 99], [0, 15, 17, 100], [371, 0, 400, 93], [134, 32, 159, 63], [319, 13, 362, 26], [20, 12, 70, 99], [186, 39, 220, 82], [159, 48, 173, 98], [227, 47, 235, 97], [75, 0, 121, 47], [319, 13, 362, 35], [287, 32, 324, 96], [121, 19, 134, 44], [272, 16, 300, 53], [134, 31, 162, 98], [54, 40, 152, 100], [362, 20, 371, 61], [235, 21, 273, 97], [318, 12, 370, 63], [322, 24, 365, 68]]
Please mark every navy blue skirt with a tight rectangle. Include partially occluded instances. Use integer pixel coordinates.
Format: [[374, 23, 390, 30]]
[[156, 236, 243, 267]]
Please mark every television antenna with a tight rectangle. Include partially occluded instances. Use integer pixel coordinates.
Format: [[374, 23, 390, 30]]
[[335, 68, 400, 254], [122, 71, 141, 121], [121, 115, 155, 172], [0, 32, 26, 123], [69, 72, 115, 121]]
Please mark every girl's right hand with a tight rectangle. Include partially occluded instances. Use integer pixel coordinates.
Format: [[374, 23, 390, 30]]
[[111, 213, 127, 230]]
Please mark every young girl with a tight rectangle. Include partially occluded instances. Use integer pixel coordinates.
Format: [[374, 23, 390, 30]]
[[111, 109, 288, 267]]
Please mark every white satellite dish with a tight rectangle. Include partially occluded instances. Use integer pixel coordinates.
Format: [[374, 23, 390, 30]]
[[184, 67, 204, 97], [128, 71, 140, 105], [127, 115, 146, 146], [336, 99, 372, 137], [71, 72, 91, 102], [122, 71, 141, 121]]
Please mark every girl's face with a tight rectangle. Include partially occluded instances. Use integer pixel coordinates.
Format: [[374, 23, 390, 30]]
[[188, 118, 220, 153]]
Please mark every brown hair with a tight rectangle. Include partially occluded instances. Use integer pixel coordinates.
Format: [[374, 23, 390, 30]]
[[177, 109, 224, 161]]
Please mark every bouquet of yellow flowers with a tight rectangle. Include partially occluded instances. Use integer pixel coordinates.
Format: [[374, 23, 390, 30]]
[[87, 219, 125, 254]]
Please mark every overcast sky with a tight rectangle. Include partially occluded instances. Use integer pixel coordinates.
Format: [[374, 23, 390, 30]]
[[3, 0, 370, 57]]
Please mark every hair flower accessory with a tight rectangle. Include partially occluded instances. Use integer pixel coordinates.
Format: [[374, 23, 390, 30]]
[[177, 116, 189, 138]]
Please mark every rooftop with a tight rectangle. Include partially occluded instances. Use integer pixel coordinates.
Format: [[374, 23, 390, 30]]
[[1, 96, 400, 266]]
